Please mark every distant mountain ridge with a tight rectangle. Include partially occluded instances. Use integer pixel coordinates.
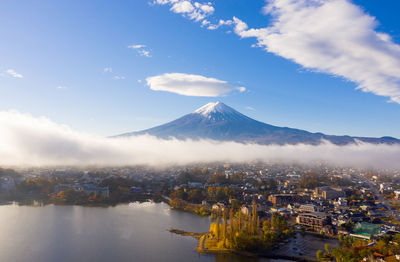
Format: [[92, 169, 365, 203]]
[[118, 102, 400, 145]]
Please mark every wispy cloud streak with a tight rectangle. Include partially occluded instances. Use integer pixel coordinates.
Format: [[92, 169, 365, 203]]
[[4, 69, 23, 79], [128, 44, 152, 57]]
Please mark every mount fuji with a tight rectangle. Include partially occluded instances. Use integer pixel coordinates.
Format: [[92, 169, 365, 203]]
[[118, 102, 399, 145]]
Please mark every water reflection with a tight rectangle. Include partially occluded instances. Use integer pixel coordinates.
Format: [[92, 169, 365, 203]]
[[0, 202, 271, 262], [214, 253, 261, 262]]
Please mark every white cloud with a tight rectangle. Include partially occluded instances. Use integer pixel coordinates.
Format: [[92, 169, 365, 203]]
[[231, 0, 400, 104], [56, 86, 67, 89], [154, 0, 400, 103], [138, 49, 151, 57], [245, 106, 255, 110], [206, 19, 234, 30], [201, 19, 210, 27], [146, 73, 246, 97], [5, 69, 23, 79], [0, 110, 400, 169], [103, 67, 125, 79], [128, 44, 146, 49], [153, 0, 214, 23], [128, 44, 151, 57], [171, 1, 194, 13]]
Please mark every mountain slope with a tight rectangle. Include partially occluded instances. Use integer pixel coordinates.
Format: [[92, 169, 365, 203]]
[[118, 102, 399, 145]]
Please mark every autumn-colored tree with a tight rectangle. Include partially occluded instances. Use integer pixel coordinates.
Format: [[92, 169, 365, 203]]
[[216, 216, 220, 241]]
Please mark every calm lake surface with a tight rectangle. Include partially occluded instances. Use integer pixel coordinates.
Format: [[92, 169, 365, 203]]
[[0, 202, 275, 262]]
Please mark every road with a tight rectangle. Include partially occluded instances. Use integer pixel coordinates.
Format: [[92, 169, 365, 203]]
[[364, 178, 400, 222]]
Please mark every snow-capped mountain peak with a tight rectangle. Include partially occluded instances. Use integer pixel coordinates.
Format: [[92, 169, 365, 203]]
[[193, 101, 235, 117], [117, 102, 400, 146]]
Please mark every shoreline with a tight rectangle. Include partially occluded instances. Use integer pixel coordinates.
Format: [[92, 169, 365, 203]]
[[170, 228, 317, 262], [0, 194, 168, 207], [0, 195, 194, 210]]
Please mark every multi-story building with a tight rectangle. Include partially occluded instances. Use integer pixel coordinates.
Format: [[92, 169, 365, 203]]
[[314, 186, 345, 200], [296, 212, 331, 228], [298, 204, 321, 213], [268, 194, 308, 206]]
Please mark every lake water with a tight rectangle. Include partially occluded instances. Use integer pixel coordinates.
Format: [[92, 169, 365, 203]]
[[0, 202, 273, 262]]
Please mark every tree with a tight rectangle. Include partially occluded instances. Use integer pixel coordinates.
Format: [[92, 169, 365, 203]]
[[359, 248, 373, 260], [299, 172, 325, 189], [209, 173, 227, 184], [222, 210, 227, 247], [178, 172, 192, 184], [324, 243, 331, 256], [264, 231, 278, 244], [230, 173, 244, 184], [230, 199, 241, 211], [262, 220, 271, 232], [170, 188, 188, 200], [338, 234, 344, 243], [229, 208, 235, 243], [187, 188, 204, 203], [216, 188, 228, 201], [216, 217, 220, 241], [316, 250, 324, 261], [264, 178, 277, 190]]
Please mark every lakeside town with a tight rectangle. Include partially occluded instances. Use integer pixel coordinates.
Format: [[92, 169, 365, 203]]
[[2, 163, 400, 261]]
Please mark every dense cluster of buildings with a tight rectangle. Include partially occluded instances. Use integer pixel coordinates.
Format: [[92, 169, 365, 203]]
[[2, 163, 400, 242], [196, 165, 400, 242]]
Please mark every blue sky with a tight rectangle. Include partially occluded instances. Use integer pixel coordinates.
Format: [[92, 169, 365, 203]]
[[1, 0, 400, 138]]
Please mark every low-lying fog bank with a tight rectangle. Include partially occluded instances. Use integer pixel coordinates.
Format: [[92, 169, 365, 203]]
[[1, 110, 399, 169]]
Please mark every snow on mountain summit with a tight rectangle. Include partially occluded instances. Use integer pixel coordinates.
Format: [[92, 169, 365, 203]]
[[117, 102, 400, 146], [193, 101, 236, 117]]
